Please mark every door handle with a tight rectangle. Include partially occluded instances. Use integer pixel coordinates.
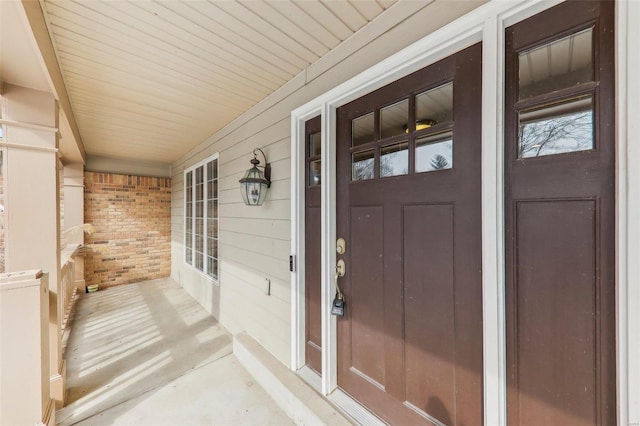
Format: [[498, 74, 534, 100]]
[[335, 259, 345, 299], [332, 259, 346, 316]]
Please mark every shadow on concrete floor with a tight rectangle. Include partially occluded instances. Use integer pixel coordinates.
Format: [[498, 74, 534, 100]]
[[57, 278, 292, 426]]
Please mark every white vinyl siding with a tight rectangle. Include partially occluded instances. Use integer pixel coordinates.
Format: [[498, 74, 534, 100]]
[[171, 0, 488, 366]]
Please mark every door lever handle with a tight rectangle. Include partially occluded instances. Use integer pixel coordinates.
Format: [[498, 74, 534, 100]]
[[334, 259, 345, 300], [332, 259, 346, 316]]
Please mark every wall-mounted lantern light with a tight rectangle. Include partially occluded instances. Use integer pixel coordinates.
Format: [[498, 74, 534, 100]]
[[239, 148, 271, 206]]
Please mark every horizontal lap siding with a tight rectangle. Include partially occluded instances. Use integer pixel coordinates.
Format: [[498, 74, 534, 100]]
[[171, 0, 486, 366]]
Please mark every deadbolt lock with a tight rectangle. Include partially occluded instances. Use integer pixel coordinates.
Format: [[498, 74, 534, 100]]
[[336, 238, 346, 255]]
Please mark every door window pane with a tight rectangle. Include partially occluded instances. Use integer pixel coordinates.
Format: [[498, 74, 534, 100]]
[[518, 96, 593, 158], [309, 160, 321, 186], [415, 83, 453, 129], [416, 132, 453, 173], [519, 27, 593, 99], [308, 130, 321, 187], [352, 149, 375, 181], [352, 112, 375, 146], [309, 132, 321, 157], [380, 142, 409, 177], [380, 99, 408, 139]]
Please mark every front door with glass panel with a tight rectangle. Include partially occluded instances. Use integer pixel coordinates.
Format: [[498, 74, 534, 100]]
[[505, 2, 615, 425], [335, 43, 482, 425]]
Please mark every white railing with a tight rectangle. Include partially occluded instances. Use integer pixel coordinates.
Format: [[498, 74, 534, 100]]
[[60, 258, 75, 330], [60, 244, 84, 330], [0, 270, 56, 426]]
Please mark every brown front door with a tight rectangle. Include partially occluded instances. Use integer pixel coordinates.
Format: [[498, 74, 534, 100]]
[[305, 116, 322, 375], [336, 44, 483, 425], [505, 2, 615, 425]]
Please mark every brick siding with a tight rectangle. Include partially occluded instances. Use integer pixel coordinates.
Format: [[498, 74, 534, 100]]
[[84, 172, 171, 288]]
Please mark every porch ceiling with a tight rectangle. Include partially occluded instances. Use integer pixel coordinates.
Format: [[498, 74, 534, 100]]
[[40, 0, 398, 164]]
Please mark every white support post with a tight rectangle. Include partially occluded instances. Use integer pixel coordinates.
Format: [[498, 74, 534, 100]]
[[1, 83, 65, 407], [63, 163, 86, 293]]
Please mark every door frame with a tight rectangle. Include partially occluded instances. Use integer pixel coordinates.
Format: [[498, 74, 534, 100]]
[[290, 1, 640, 424]]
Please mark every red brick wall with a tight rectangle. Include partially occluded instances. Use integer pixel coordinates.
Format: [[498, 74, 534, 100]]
[[84, 172, 171, 288]]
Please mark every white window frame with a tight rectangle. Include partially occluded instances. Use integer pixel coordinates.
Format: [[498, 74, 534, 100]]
[[184, 153, 219, 283]]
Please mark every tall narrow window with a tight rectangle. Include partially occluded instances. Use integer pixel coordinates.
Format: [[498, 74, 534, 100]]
[[185, 171, 193, 265], [206, 158, 218, 279], [184, 154, 219, 281]]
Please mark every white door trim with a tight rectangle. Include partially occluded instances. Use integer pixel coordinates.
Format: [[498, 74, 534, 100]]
[[616, 1, 640, 425], [290, 1, 637, 424], [290, 106, 323, 371]]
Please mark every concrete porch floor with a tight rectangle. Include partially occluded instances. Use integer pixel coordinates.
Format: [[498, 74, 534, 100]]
[[57, 278, 294, 426]]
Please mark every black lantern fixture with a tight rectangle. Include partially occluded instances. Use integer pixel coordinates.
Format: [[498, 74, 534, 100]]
[[239, 148, 271, 206]]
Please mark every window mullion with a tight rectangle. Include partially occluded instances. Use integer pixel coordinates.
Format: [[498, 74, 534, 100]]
[[204, 162, 208, 265]]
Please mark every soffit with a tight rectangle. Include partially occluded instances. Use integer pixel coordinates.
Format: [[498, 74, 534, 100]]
[[40, 0, 399, 164], [1, 1, 50, 93]]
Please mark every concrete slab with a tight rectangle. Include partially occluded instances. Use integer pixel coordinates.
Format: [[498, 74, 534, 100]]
[[57, 278, 293, 426], [73, 354, 293, 426]]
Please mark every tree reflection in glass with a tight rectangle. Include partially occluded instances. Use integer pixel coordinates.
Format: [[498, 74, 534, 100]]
[[416, 132, 453, 173], [518, 96, 593, 158], [352, 149, 375, 181]]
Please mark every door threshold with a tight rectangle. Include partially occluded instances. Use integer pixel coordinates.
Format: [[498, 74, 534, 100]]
[[328, 389, 387, 426]]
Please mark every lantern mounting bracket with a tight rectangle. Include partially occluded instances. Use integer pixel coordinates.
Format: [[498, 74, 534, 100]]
[[253, 148, 271, 188]]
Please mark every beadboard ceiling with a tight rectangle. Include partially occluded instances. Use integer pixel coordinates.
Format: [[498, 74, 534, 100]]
[[40, 0, 399, 164]]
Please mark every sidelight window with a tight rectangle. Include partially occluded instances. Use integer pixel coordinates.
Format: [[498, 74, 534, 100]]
[[184, 153, 219, 281], [518, 28, 593, 100], [308, 131, 321, 186], [515, 26, 596, 158], [518, 96, 593, 158]]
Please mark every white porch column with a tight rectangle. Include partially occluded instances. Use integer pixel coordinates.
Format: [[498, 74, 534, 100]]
[[63, 162, 86, 292], [1, 83, 65, 407], [0, 270, 55, 426]]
